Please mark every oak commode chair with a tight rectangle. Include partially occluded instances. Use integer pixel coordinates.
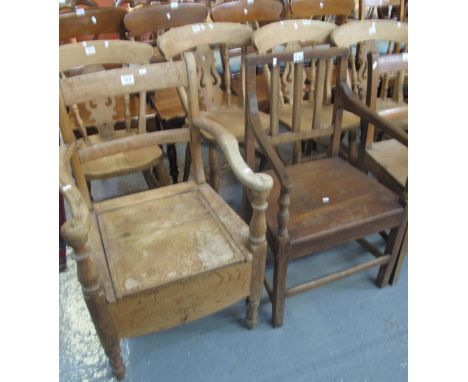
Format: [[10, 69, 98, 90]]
[[158, 22, 271, 191], [59, 51, 273, 379], [245, 47, 408, 327]]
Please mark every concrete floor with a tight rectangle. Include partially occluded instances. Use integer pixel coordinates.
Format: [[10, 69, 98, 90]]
[[59, 143, 407, 382]]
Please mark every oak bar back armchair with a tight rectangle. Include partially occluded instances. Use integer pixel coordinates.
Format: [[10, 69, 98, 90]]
[[59, 41, 170, 203], [158, 22, 271, 191], [245, 46, 408, 327], [59, 52, 273, 379]]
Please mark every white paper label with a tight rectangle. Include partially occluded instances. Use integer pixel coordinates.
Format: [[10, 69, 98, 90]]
[[170, 1, 178, 9], [372, 61, 378, 70], [75, 8, 85, 16], [62, 184, 72, 192], [82, 41, 87, 47], [247, 0, 254, 4], [302, 20, 312, 25], [273, 57, 277, 67], [293, 51, 304, 63], [139, 68, 147, 76], [91, 16, 96, 24], [104, 40, 109, 48], [85, 46, 96, 56], [192, 24, 202, 33], [322, 196, 330, 204], [369, 21, 376, 35], [121, 74, 135, 87], [243, 8, 248, 15], [319, 1, 324, 8], [402, 53, 408, 62]]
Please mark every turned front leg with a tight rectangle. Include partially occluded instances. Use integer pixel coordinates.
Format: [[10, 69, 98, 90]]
[[246, 189, 269, 329]]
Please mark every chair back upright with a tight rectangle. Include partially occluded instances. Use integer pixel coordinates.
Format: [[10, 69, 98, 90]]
[[253, 20, 336, 110], [358, 0, 406, 22], [331, 19, 407, 100], [158, 22, 253, 111], [246, 46, 349, 167], [60, 50, 201, 204], [59, 6, 127, 42]]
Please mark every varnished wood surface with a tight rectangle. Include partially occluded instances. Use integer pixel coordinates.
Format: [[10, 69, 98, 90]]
[[290, 0, 355, 19], [59, 6, 127, 41], [265, 158, 403, 253], [211, 0, 284, 23]]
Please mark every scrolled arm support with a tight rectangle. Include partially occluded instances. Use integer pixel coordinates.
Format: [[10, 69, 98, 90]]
[[336, 82, 408, 147], [192, 116, 273, 193]]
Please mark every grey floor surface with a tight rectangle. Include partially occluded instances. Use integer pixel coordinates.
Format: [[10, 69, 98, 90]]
[[59, 143, 408, 382]]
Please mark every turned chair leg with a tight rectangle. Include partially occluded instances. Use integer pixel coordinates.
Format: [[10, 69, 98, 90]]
[[154, 160, 171, 186], [208, 142, 219, 192], [272, 243, 289, 328]]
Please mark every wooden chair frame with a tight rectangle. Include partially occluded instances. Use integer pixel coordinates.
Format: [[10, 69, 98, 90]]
[[60, 52, 273, 379], [360, 51, 408, 284], [59, 40, 170, 202], [358, 0, 406, 21], [289, 0, 355, 24], [245, 46, 408, 327], [59, 6, 127, 42]]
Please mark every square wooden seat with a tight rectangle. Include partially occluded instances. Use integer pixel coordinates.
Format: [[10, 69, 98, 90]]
[[265, 157, 403, 256], [93, 182, 251, 300]]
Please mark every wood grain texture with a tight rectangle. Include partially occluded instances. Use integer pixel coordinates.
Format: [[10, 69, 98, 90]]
[[59, 7, 127, 41], [290, 0, 354, 18], [211, 0, 284, 23], [110, 261, 251, 338], [124, 3, 209, 37]]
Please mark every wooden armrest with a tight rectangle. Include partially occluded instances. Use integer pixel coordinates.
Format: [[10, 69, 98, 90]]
[[337, 82, 408, 147], [192, 116, 273, 193], [248, 112, 292, 191], [59, 143, 91, 248]]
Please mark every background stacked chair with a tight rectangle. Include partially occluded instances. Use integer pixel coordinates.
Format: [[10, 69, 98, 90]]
[[244, 46, 408, 327], [158, 22, 271, 191], [124, 2, 210, 182], [288, 0, 355, 24], [59, 49, 273, 379]]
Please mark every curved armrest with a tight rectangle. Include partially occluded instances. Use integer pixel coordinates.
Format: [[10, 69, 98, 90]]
[[337, 82, 408, 147], [192, 116, 273, 193], [248, 112, 292, 191], [59, 143, 91, 248]]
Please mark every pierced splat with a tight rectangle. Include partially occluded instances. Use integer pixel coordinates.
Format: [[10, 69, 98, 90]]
[[86, 96, 118, 140], [281, 42, 307, 105], [194, 45, 223, 110]]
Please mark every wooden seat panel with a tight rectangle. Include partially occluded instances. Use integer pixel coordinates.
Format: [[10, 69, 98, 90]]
[[96, 182, 251, 299], [80, 129, 163, 179], [366, 138, 407, 187], [265, 158, 403, 252]]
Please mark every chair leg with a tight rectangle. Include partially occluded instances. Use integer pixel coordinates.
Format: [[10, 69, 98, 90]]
[[272, 242, 289, 328], [183, 142, 192, 182], [208, 142, 219, 192], [376, 221, 407, 288], [246, 243, 267, 329], [390, 225, 408, 285], [142, 169, 157, 189], [154, 161, 171, 187]]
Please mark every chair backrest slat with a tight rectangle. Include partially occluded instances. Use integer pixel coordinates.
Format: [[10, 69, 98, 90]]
[[311, 59, 326, 130], [211, 0, 284, 23], [292, 60, 304, 163], [269, 63, 280, 136], [59, 7, 127, 41], [290, 0, 355, 19], [123, 3, 209, 38]]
